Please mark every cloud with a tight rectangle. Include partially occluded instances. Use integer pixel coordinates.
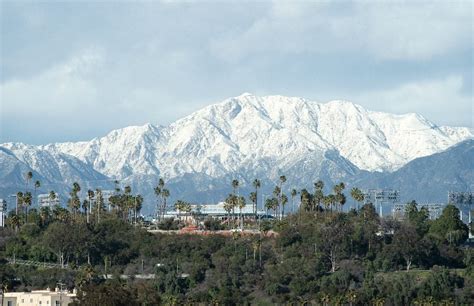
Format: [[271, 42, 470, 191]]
[[210, 1, 472, 61], [2, 47, 104, 116], [0, 1, 471, 143], [353, 76, 473, 127]]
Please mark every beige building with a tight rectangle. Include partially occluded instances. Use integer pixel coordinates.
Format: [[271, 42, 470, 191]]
[[3, 288, 76, 306]]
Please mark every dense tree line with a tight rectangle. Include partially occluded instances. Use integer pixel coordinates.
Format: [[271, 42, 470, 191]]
[[1, 202, 473, 305], [1, 173, 473, 304]]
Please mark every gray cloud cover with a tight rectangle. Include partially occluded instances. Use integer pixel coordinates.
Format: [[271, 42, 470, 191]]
[[1, 1, 472, 144]]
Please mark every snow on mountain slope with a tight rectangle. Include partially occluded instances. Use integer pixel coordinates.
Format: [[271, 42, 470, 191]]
[[42, 124, 164, 178], [1, 93, 472, 210], [1, 143, 110, 187], [34, 93, 472, 181]]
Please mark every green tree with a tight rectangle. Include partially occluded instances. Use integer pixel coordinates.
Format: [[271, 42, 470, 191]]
[[392, 222, 425, 271], [429, 204, 468, 245]]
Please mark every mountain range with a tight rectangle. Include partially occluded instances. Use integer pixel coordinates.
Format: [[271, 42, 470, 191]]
[[1, 93, 472, 213]]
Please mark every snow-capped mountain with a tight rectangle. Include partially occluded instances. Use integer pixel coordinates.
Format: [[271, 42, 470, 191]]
[[42, 93, 471, 175], [0, 143, 112, 199], [1, 93, 472, 210]]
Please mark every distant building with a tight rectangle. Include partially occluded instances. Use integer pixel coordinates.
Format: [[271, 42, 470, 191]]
[[3, 288, 77, 306], [0, 198, 7, 227], [163, 202, 270, 222], [38, 193, 60, 209]]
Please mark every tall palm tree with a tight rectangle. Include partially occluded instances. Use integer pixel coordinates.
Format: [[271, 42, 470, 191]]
[[23, 192, 32, 223], [323, 195, 332, 212], [350, 187, 364, 210], [154, 179, 165, 221], [238, 196, 246, 229], [273, 185, 281, 219], [10, 214, 20, 232], [34, 180, 41, 208], [224, 195, 234, 227], [279, 175, 286, 219], [232, 179, 239, 195], [39, 207, 51, 227], [231, 179, 239, 224], [161, 188, 170, 220], [300, 189, 311, 212], [265, 198, 273, 218], [249, 191, 257, 223], [314, 180, 325, 212], [174, 200, 188, 223], [48, 190, 56, 204], [68, 182, 81, 220], [87, 190, 94, 224], [281, 193, 288, 218], [134, 195, 144, 225], [252, 179, 261, 221], [25, 171, 33, 193], [290, 189, 297, 213], [333, 182, 345, 211], [16, 191, 24, 215], [95, 189, 103, 224]]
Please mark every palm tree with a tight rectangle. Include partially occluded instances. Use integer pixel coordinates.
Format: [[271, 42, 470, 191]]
[[16, 191, 24, 215], [161, 188, 170, 220], [252, 179, 261, 221], [350, 187, 364, 210], [335, 192, 346, 212], [232, 179, 239, 195], [300, 189, 312, 212], [273, 185, 281, 219], [34, 180, 41, 208], [231, 179, 239, 224], [279, 175, 286, 219], [95, 189, 103, 224], [25, 171, 33, 193], [174, 200, 191, 224], [333, 182, 345, 211], [224, 196, 234, 227], [68, 182, 81, 220], [182, 201, 192, 223], [134, 195, 144, 225], [23, 192, 32, 223], [323, 195, 332, 212], [290, 189, 298, 213], [238, 196, 246, 229], [48, 190, 56, 203], [281, 193, 288, 218], [154, 179, 165, 221], [9, 214, 20, 232], [314, 180, 325, 212], [87, 190, 94, 224], [82, 199, 89, 220], [249, 191, 257, 223], [39, 206, 51, 227], [265, 198, 273, 217]]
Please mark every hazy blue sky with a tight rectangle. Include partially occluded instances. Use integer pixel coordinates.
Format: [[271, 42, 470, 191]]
[[1, 1, 472, 144]]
